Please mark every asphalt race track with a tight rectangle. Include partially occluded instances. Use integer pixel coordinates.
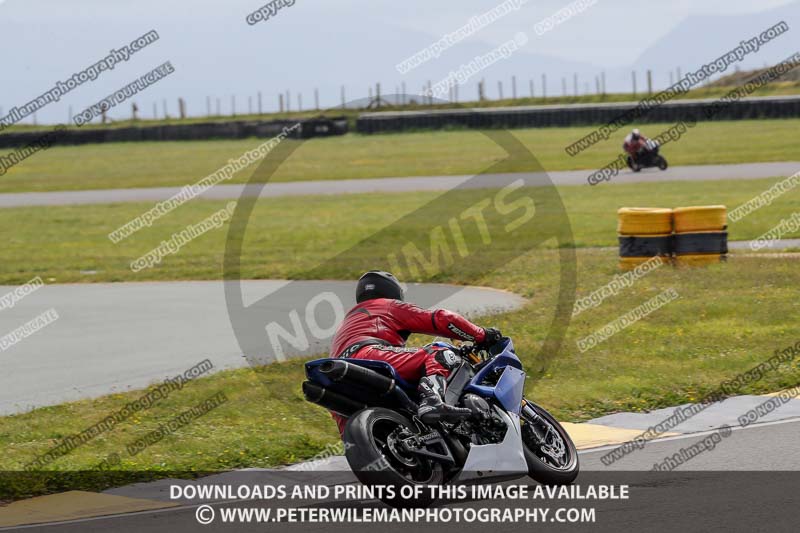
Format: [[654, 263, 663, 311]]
[[6, 419, 797, 532], [0, 280, 525, 415], [0, 161, 797, 208]]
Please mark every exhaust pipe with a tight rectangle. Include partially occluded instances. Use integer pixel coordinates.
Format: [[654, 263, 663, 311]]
[[318, 360, 418, 412], [302, 381, 366, 417], [319, 359, 396, 395]]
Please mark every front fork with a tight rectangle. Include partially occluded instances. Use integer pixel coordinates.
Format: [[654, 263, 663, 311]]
[[520, 399, 548, 442]]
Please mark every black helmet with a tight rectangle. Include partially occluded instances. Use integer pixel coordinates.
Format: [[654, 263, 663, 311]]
[[356, 271, 404, 302]]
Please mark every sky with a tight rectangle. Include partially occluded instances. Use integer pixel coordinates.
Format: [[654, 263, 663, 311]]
[[1, 0, 798, 124]]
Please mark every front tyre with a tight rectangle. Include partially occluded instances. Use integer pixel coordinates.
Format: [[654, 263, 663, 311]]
[[343, 407, 442, 507], [520, 400, 579, 485]]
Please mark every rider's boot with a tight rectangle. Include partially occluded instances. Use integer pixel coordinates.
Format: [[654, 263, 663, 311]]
[[417, 375, 471, 423]]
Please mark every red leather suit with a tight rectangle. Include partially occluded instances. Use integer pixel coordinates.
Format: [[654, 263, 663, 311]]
[[328, 298, 486, 433], [623, 135, 648, 157]]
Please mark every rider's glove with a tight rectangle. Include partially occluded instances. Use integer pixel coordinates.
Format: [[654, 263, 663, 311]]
[[478, 327, 502, 349]]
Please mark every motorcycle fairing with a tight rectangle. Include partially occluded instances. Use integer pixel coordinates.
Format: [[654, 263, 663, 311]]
[[463, 338, 525, 414], [456, 338, 528, 477], [456, 405, 528, 479]]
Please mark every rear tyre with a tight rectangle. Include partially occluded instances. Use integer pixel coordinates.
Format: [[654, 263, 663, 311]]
[[344, 408, 442, 508], [520, 400, 579, 485]]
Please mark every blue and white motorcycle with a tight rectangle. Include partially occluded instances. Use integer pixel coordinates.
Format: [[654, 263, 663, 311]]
[[303, 337, 578, 506]]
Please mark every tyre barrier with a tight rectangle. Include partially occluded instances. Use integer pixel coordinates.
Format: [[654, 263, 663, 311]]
[[618, 205, 727, 268], [0, 117, 349, 148], [673, 231, 728, 255], [618, 234, 673, 257], [673, 205, 727, 233], [617, 207, 673, 236], [355, 95, 800, 134], [675, 253, 727, 268], [619, 256, 668, 271]]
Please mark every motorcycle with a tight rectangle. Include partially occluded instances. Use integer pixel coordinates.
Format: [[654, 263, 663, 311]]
[[628, 138, 668, 172], [303, 337, 579, 507]]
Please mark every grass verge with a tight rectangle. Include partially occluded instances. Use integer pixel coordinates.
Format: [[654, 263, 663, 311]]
[[0, 119, 798, 193], [0, 177, 797, 285]]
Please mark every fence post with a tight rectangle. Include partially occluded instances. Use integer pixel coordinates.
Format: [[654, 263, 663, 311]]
[[376, 83, 381, 108], [132, 102, 138, 121], [479, 79, 485, 101], [601, 72, 606, 95], [341, 86, 346, 108], [279, 94, 284, 113], [561, 77, 566, 96], [573, 73, 578, 96], [529, 79, 534, 97], [258, 91, 262, 114], [647, 70, 652, 95], [231, 95, 236, 117], [298, 93, 303, 111], [632, 71, 637, 96], [206, 96, 211, 116], [286, 91, 290, 112], [401, 82, 406, 105], [498, 80, 503, 100], [178, 98, 186, 119], [512, 75, 517, 99], [314, 88, 319, 110], [248, 96, 252, 115], [541, 74, 546, 98]]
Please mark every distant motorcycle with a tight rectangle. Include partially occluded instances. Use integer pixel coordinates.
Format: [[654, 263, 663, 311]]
[[628, 139, 668, 172], [303, 337, 579, 507]]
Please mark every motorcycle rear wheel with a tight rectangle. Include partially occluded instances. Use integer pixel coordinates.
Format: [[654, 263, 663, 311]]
[[344, 407, 443, 507], [520, 400, 579, 485]]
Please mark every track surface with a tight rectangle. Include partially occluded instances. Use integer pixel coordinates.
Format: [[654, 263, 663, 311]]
[[7, 419, 797, 532], [0, 161, 797, 207], [0, 280, 524, 415]]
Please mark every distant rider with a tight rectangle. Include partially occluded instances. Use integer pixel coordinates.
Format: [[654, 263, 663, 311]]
[[328, 271, 502, 434], [623, 128, 649, 164]]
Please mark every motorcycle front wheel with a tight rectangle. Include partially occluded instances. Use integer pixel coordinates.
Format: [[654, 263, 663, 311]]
[[520, 400, 579, 484], [343, 407, 443, 507]]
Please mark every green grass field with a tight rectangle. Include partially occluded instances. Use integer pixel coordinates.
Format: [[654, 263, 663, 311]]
[[1, 177, 799, 498], [1, 119, 799, 193], [0, 177, 796, 285]]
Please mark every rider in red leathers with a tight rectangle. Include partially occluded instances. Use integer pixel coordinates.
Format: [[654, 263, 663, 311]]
[[623, 128, 648, 160], [328, 271, 502, 434]]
